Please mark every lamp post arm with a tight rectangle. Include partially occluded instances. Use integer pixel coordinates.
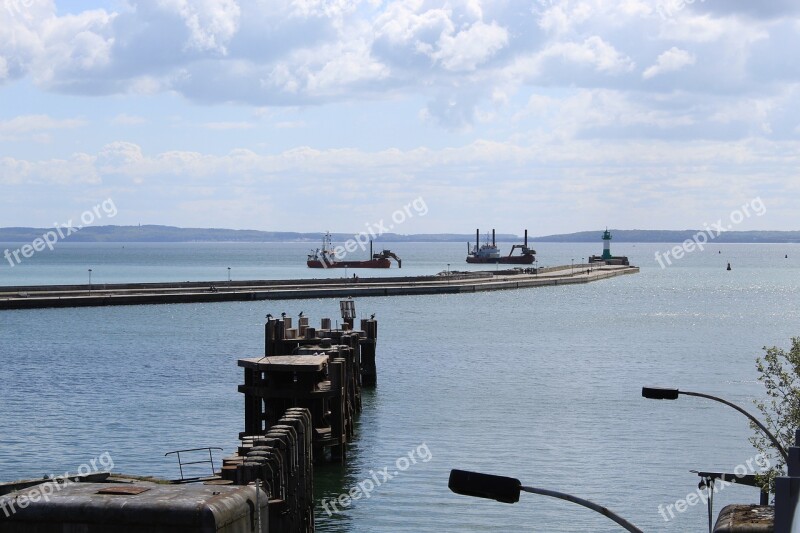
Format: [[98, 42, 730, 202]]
[[520, 486, 643, 533], [681, 390, 788, 462]]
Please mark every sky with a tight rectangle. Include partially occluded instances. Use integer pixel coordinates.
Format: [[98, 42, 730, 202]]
[[0, 0, 798, 235]]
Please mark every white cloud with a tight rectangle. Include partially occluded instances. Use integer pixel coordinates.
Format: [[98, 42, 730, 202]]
[[32, 8, 117, 87], [541, 36, 636, 74], [643, 47, 696, 79], [112, 113, 147, 125], [155, 0, 241, 54], [537, 2, 593, 35], [433, 21, 509, 71], [3, 136, 797, 231], [0, 114, 85, 141], [97, 141, 145, 170], [202, 121, 254, 130], [1, 0, 800, 231], [0, 152, 99, 185], [305, 38, 390, 93], [0, 0, 790, 116]]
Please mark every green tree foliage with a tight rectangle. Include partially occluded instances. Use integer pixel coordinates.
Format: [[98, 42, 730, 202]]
[[751, 337, 800, 492]]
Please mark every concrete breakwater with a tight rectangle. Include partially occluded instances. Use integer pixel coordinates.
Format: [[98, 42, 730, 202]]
[[0, 264, 638, 310]]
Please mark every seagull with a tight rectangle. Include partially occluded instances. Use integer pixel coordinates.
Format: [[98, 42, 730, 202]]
[[370, 314, 375, 320], [281, 312, 286, 318], [266, 314, 273, 320], [299, 311, 304, 318]]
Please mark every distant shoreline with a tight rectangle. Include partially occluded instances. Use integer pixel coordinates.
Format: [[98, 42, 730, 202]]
[[0, 225, 798, 244]]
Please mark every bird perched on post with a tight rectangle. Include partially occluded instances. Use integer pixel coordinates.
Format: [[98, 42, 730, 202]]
[[370, 313, 375, 320], [266, 313, 273, 320], [281, 312, 286, 318], [299, 311, 304, 318]]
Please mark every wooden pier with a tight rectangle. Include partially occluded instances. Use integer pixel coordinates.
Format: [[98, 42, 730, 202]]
[[222, 304, 379, 531], [0, 264, 639, 310], [239, 308, 378, 463]]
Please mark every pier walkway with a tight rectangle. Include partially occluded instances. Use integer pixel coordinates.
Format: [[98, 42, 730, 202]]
[[0, 264, 638, 310]]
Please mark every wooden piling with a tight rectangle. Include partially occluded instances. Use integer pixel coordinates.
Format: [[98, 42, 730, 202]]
[[234, 303, 378, 529]]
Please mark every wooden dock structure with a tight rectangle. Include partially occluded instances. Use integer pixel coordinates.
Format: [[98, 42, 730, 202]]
[[221, 304, 379, 530], [0, 264, 639, 310], [239, 308, 378, 463]]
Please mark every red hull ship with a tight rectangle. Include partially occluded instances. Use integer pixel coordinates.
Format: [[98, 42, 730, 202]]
[[307, 233, 402, 269], [466, 229, 535, 265]]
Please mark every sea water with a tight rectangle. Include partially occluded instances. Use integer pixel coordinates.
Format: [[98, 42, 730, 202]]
[[0, 241, 798, 531]]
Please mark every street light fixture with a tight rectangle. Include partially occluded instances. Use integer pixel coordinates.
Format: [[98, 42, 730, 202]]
[[642, 386, 788, 461], [88, 268, 92, 294], [449, 469, 643, 533]]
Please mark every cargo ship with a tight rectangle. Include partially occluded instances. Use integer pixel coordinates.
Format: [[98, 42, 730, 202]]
[[307, 232, 402, 268], [466, 229, 535, 264]]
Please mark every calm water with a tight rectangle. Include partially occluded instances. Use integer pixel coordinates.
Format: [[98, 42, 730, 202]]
[[1, 241, 799, 532]]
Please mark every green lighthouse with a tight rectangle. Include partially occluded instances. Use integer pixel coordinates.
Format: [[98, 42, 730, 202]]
[[589, 228, 629, 266], [601, 228, 613, 260]]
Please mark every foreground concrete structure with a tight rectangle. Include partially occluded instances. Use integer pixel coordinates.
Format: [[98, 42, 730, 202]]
[[0, 482, 269, 533]]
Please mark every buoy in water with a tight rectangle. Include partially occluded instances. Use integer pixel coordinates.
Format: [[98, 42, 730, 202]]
[[727, 262, 732, 271]]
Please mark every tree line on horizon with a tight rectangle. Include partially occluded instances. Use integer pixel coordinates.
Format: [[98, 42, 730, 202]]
[[0, 225, 798, 243]]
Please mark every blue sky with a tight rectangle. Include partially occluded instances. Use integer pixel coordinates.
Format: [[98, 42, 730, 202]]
[[0, 0, 798, 234]]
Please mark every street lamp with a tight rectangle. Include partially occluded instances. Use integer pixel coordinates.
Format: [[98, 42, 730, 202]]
[[449, 469, 642, 533], [642, 387, 788, 461], [88, 268, 92, 294], [571, 258, 574, 274], [227, 267, 231, 282]]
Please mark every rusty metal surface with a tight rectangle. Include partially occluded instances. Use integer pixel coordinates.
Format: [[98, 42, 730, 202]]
[[94, 486, 151, 495], [714, 504, 774, 533]]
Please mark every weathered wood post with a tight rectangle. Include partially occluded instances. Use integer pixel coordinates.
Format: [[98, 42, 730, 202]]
[[361, 318, 378, 386], [329, 358, 347, 463]]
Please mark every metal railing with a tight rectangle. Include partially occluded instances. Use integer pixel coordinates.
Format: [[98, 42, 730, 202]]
[[164, 447, 223, 481]]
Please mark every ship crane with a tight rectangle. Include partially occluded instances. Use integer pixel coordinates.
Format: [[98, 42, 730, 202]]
[[507, 230, 536, 257], [375, 250, 402, 268]]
